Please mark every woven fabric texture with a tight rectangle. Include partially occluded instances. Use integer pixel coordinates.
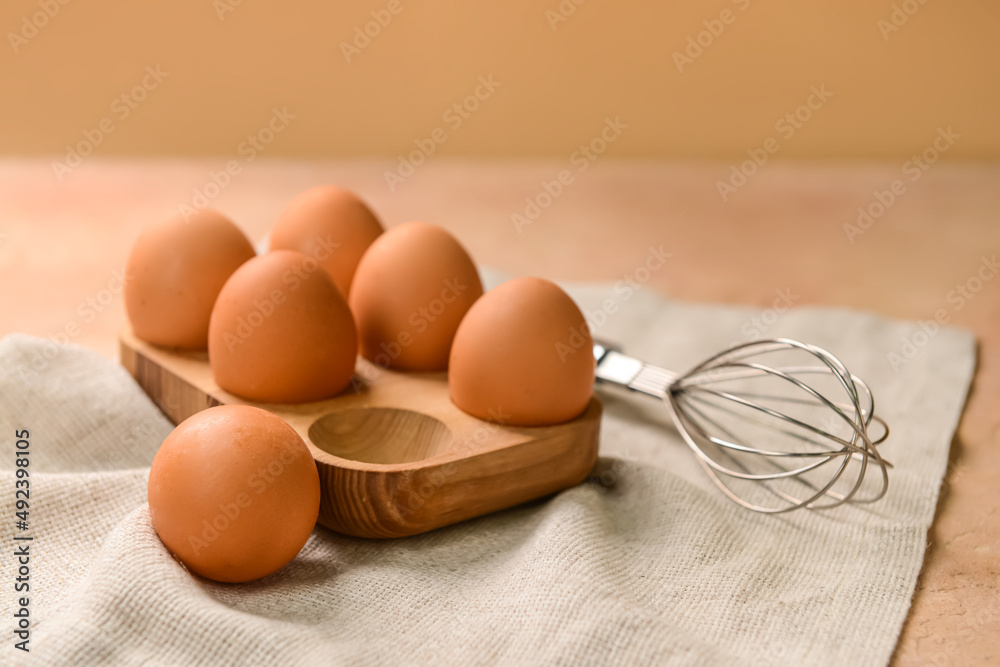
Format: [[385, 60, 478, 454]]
[[0, 284, 975, 666]]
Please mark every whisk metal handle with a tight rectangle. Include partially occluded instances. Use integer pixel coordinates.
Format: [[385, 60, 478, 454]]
[[593, 341, 675, 399]]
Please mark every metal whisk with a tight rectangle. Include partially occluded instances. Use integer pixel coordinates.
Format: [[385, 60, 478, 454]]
[[593, 339, 890, 513]]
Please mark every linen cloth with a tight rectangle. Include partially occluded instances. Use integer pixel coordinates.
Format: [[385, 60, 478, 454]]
[[0, 282, 975, 666]]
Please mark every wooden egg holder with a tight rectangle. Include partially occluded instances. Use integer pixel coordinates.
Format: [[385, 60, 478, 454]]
[[120, 327, 601, 538]]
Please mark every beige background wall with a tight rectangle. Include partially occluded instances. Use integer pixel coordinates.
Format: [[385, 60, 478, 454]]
[[2, 0, 997, 159]]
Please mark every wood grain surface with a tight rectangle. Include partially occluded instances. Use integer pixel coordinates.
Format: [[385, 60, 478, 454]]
[[119, 326, 601, 539], [1, 159, 997, 664]]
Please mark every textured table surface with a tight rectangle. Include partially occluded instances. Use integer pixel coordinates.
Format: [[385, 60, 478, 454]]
[[1, 159, 997, 664]]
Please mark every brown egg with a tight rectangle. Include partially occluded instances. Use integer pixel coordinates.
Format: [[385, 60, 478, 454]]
[[148, 405, 320, 583], [348, 221, 483, 371], [208, 250, 357, 403], [449, 277, 595, 426], [124, 209, 256, 349], [269, 185, 384, 297]]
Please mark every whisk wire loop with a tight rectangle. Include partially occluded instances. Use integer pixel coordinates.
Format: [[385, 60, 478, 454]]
[[593, 338, 891, 513]]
